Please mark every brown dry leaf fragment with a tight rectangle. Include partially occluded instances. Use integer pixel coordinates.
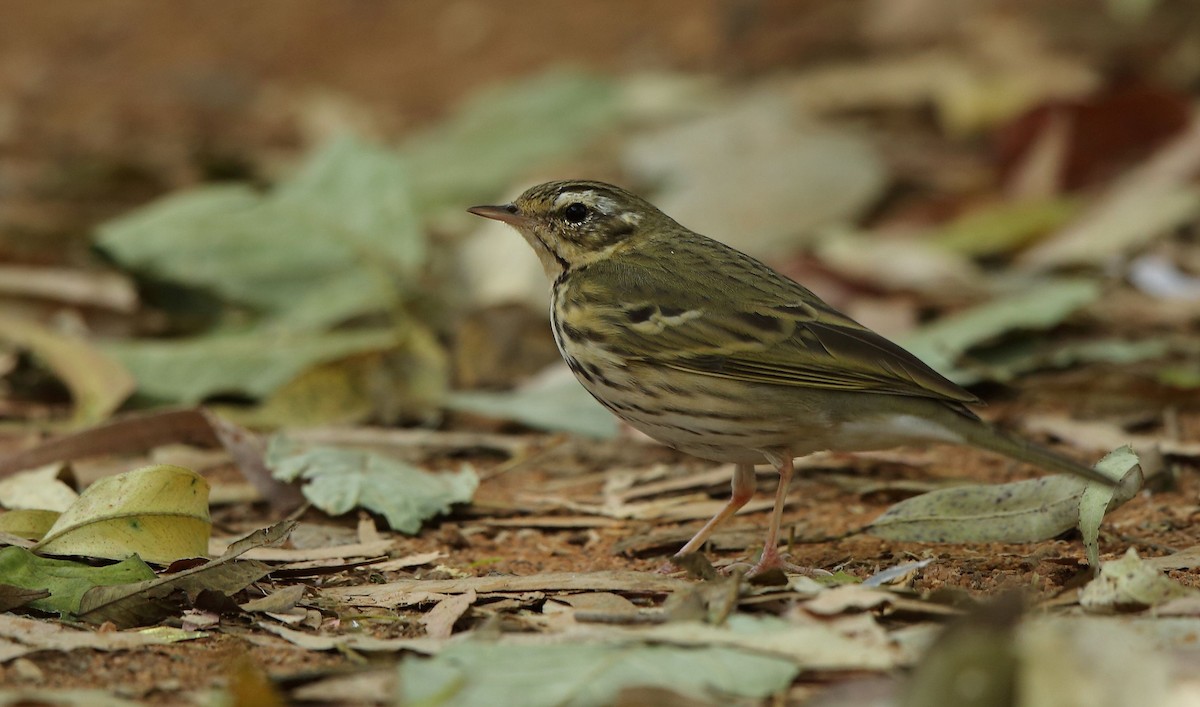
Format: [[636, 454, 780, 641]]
[[241, 584, 306, 614], [322, 571, 690, 607], [803, 585, 896, 616], [292, 426, 530, 460], [558, 592, 641, 615], [367, 551, 444, 572], [1024, 414, 1200, 462], [478, 516, 623, 529], [201, 409, 303, 513], [0, 266, 138, 312], [256, 621, 443, 654], [1144, 546, 1200, 571], [0, 584, 51, 612], [1019, 115, 1200, 269], [0, 613, 203, 662], [420, 588, 476, 638], [78, 560, 270, 628], [207, 538, 394, 564]]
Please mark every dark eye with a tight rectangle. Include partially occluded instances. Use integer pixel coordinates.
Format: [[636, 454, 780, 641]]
[[563, 202, 589, 223]]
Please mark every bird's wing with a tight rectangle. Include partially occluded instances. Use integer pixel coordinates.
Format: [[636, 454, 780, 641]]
[[570, 240, 977, 404]]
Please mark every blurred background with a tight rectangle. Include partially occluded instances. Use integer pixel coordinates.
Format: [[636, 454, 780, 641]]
[[0, 0, 1197, 433]]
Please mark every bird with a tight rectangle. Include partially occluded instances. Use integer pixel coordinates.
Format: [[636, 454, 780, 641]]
[[468, 180, 1113, 576]]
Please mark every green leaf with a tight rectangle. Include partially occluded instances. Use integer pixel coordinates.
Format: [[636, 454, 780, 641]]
[[396, 642, 798, 707], [403, 69, 620, 214], [445, 368, 618, 439], [102, 328, 399, 404], [1079, 447, 1142, 572], [933, 198, 1081, 257], [0, 546, 155, 615], [901, 278, 1101, 384], [267, 438, 478, 534], [95, 135, 423, 330], [867, 448, 1141, 543]]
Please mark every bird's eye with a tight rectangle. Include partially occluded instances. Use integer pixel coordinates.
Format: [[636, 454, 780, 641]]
[[563, 202, 589, 223]]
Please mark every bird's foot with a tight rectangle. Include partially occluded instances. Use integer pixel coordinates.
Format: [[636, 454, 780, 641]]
[[724, 546, 832, 579]]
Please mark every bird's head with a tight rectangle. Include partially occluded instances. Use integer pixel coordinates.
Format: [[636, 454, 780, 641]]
[[468, 180, 670, 279]]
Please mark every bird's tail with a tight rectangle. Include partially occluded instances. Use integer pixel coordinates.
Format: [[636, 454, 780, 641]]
[[936, 406, 1118, 486]]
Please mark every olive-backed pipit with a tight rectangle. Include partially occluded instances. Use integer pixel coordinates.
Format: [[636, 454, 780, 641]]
[[469, 180, 1112, 575]]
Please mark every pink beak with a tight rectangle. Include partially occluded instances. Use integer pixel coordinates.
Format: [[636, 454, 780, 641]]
[[467, 203, 529, 226]]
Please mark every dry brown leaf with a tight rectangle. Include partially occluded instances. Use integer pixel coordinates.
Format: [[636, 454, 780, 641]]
[[321, 571, 691, 607], [420, 589, 476, 638], [207, 538, 396, 563], [0, 613, 203, 662]]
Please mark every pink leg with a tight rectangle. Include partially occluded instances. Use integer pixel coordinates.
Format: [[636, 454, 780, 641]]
[[668, 463, 756, 563], [746, 455, 812, 576]]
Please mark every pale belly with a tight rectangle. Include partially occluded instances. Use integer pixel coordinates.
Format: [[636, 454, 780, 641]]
[[562, 350, 961, 465]]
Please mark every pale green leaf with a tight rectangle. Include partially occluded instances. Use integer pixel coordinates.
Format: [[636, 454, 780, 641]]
[[396, 642, 798, 707], [1079, 447, 1142, 572], [403, 70, 620, 214], [445, 366, 618, 439], [901, 278, 1101, 384], [102, 328, 399, 404], [868, 448, 1140, 543], [267, 439, 478, 534], [95, 135, 423, 330]]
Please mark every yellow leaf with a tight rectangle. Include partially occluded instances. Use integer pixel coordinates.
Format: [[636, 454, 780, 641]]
[[33, 465, 211, 564]]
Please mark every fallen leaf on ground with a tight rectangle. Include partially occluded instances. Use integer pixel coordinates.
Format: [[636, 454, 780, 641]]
[[420, 589, 476, 639], [0, 613, 203, 663], [623, 93, 887, 259], [1078, 447, 1142, 571], [0, 547, 155, 615], [322, 571, 690, 607], [1080, 548, 1197, 613], [397, 641, 799, 707], [0, 510, 60, 541], [96, 135, 424, 329], [0, 463, 78, 512], [1020, 116, 1200, 269], [901, 278, 1101, 384], [445, 364, 618, 439], [867, 448, 1139, 543], [267, 437, 478, 534], [32, 464, 210, 564], [0, 312, 134, 427], [73, 520, 294, 627]]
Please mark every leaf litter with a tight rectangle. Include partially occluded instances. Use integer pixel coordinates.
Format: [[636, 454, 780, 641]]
[[1, 8, 1199, 704]]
